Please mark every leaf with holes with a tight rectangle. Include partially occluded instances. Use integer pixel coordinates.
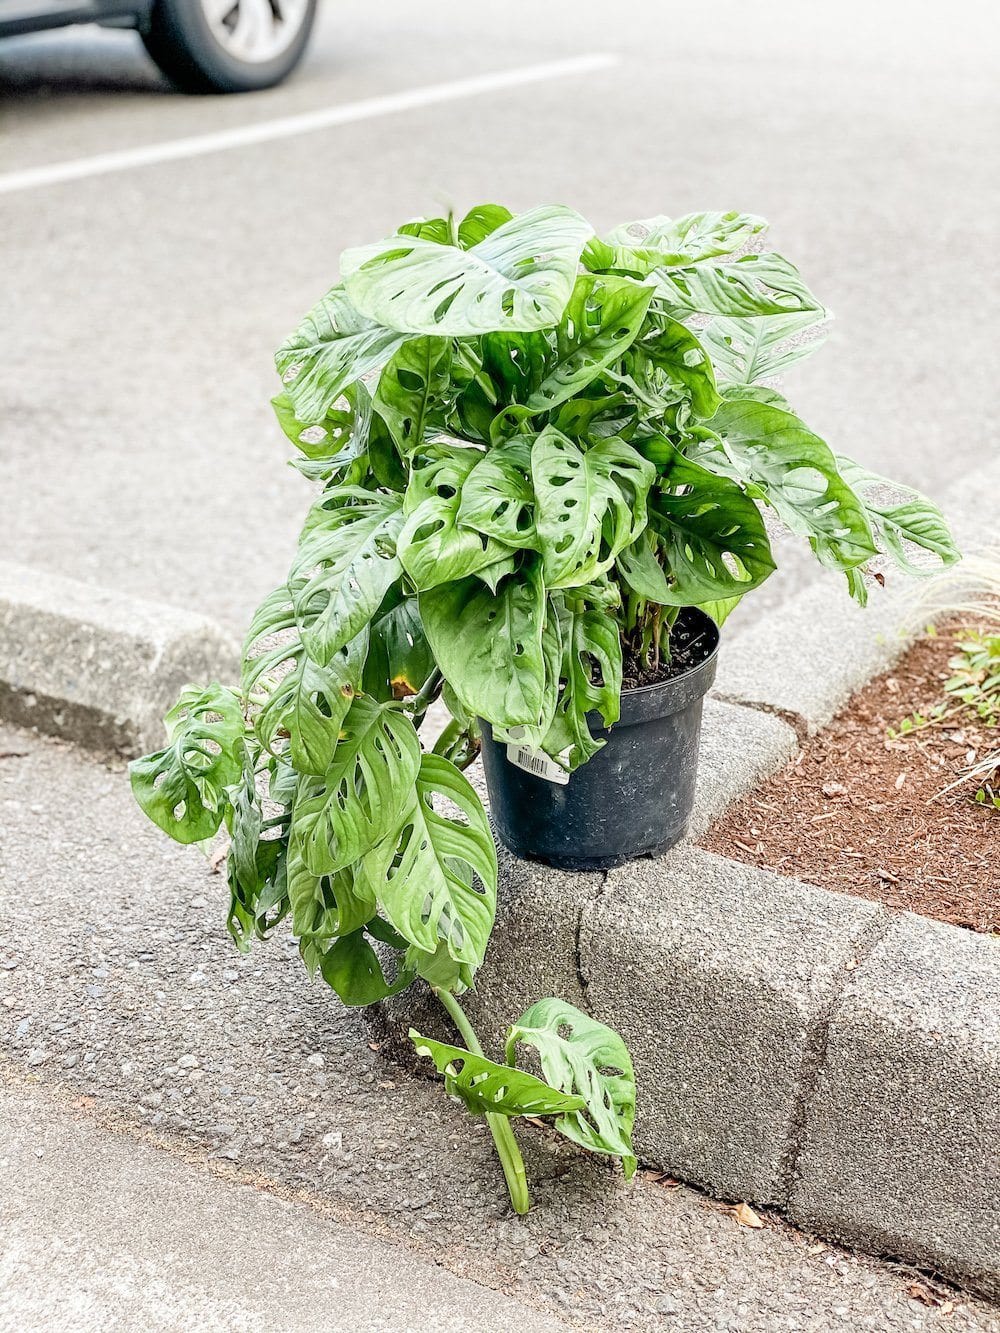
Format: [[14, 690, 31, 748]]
[[129, 684, 244, 844], [456, 436, 538, 550], [700, 309, 830, 385], [651, 253, 823, 320], [647, 443, 775, 604], [318, 927, 414, 1005], [397, 442, 514, 589], [532, 427, 654, 588], [286, 817, 378, 938], [363, 597, 437, 702], [585, 210, 768, 273], [836, 457, 960, 577], [291, 488, 405, 664], [365, 753, 497, 967], [410, 1031, 587, 1118], [542, 602, 623, 769], [525, 274, 652, 411], [225, 759, 289, 951], [373, 336, 452, 452], [342, 205, 592, 335], [292, 696, 421, 875], [419, 560, 546, 729], [631, 318, 721, 420], [700, 399, 877, 571], [506, 998, 637, 1176], [275, 284, 406, 422]]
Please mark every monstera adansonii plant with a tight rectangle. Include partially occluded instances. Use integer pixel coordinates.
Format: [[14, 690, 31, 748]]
[[131, 204, 958, 1213]]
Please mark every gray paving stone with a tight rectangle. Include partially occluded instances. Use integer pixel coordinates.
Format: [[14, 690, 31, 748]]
[[0, 561, 239, 756], [688, 698, 800, 837], [790, 913, 1000, 1300]]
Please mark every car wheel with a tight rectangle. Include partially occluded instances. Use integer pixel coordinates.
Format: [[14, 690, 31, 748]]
[[142, 0, 317, 94]]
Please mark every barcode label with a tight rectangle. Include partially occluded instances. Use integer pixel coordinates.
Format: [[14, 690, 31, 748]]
[[506, 743, 570, 785]]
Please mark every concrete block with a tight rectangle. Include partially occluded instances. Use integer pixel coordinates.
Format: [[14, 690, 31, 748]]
[[0, 562, 239, 757], [688, 698, 799, 838], [790, 913, 1000, 1299], [582, 847, 885, 1203]]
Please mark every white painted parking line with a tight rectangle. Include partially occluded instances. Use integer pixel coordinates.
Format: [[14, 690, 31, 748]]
[[0, 54, 617, 196]]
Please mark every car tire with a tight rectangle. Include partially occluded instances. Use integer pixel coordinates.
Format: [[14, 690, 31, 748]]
[[142, 0, 317, 94]]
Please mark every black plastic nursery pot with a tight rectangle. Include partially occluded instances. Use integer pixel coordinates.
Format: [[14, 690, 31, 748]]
[[478, 607, 721, 871]]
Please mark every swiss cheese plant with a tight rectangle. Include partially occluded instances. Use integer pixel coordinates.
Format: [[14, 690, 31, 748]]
[[131, 204, 957, 1212]]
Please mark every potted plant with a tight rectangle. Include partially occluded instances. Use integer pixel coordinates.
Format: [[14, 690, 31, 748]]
[[130, 203, 957, 1212]]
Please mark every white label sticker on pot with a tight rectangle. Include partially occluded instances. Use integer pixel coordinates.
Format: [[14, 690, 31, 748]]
[[506, 743, 570, 785]]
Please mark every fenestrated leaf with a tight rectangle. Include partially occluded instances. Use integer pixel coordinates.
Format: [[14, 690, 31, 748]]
[[650, 252, 823, 320], [419, 560, 546, 729], [292, 696, 421, 874], [319, 928, 414, 1005], [363, 597, 437, 702], [616, 530, 674, 603], [129, 684, 244, 845], [489, 599, 563, 750], [631, 318, 720, 420], [456, 203, 514, 248], [410, 1031, 587, 1119], [364, 753, 497, 968], [480, 329, 550, 404], [397, 442, 513, 589], [699, 399, 877, 571], [532, 427, 654, 588], [342, 205, 592, 335], [373, 336, 452, 452], [505, 998, 637, 1176], [275, 284, 406, 422], [525, 274, 653, 411], [286, 818, 377, 938], [542, 602, 623, 769], [243, 582, 369, 776], [292, 487, 405, 663], [456, 436, 538, 550], [585, 210, 768, 273], [700, 309, 830, 385], [647, 443, 775, 604], [225, 759, 289, 951], [836, 457, 960, 577]]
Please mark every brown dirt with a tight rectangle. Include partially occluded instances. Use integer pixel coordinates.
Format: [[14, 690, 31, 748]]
[[702, 622, 999, 933], [621, 610, 716, 690]]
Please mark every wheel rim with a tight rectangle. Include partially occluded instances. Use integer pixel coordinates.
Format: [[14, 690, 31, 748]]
[[200, 0, 309, 63]]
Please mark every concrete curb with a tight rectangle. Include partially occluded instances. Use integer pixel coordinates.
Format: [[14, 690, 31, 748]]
[[0, 562, 239, 757]]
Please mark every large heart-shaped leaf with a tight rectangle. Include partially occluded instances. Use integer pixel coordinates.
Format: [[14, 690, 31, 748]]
[[372, 336, 452, 452], [410, 1032, 587, 1118], [292, 696, 421, 874], [342, 205, 592, 335], [525, 274, 653, 411], [836, 457, 960, 577], [286, 819, 378, 938], [505, 998, 637, 1176], [532, 427, 654, 588], [292, 488, 405, 663], [456, 436, 538, 550], [129, 684, 244, 844], [650, 253, 823, 320], [364, 753, 497, 968], [542, 602, 622, 769], [275, 284, 406, 422], [397, 443, 512, 589], [648, 443, 775, 604], [700, 400, 876, 571], [419, 561, 547, 729], [700, 309, 829, 385]]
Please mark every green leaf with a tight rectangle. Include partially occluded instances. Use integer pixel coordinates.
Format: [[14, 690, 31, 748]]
[[364, 753, 497, 968], [586, 210, 768, 273], [225, 760, 289, 950], [363, 597, 437, 702], [410, 1031, 586, 1118], [525, 274, 653, 411], [542, 602, 623, 769], [699, 594, 745, 628], [647, 443, 775, 604], [480, 330, 550, 404], [456, 436, 538, 550], [700, 310, 830, 385], [650, 252, 823, 320], [836, 457, 960, 577], [532, 427, 655, 588], [286, 823, 378, 938], [275, 284, 406, 422], [397, 443, 513, 589], [129, 684, 244, 844], [292, 488, 405, 663], [700, 400, 877, 571], [616, 530, 674, 603], [372, 336, 452, 452], [456, 203, 514, 248], [342, 205, 592, 335], [632, 319, 720, 420], [319, 928, 413, 1006], [419, 561, 547, 729], [506, 998, 637, 1176], [292, 696, 421, 874]]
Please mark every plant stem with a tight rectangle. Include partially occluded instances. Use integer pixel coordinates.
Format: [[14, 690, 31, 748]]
[[431, 986, 531, 1215]]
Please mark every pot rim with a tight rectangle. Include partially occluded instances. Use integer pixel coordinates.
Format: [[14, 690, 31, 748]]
[[606, 606, 721, 726]]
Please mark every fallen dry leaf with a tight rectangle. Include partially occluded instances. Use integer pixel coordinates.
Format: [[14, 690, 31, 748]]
[[894, 771, 907, 791], [822, 781, 847, 798], [208, 843, 229, 875], [906, 1280, 953, 1310], [729, 1202, 765, 1229]]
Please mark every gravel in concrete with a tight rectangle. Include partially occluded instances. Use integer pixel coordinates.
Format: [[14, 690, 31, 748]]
[[3, 723, 1000, 1331]]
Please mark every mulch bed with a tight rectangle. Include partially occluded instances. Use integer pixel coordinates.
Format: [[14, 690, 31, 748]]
[[702, 622, 999, 933]]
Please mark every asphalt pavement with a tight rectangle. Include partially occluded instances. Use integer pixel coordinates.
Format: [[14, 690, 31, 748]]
[[2, 0, 998, 636]]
